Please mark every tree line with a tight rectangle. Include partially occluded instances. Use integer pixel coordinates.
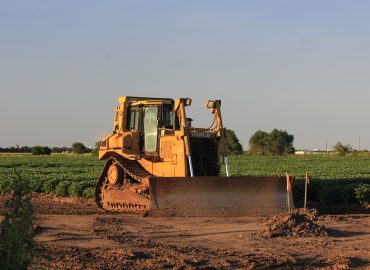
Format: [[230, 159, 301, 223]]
[[1, 130, 294, 156], [1, 130, 361, 157], [225, 128, 367, 156], [0, 143, 94, 155]]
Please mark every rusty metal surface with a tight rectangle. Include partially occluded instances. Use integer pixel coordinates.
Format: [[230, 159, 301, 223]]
[[101, 188, 150, 212], [95, 158, 152, 212], [148, 176, 293, 217]]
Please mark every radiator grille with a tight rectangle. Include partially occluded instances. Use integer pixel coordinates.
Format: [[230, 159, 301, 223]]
[[189, 137, 220, 176]]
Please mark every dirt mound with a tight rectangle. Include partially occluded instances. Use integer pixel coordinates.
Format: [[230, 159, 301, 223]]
[[260, 208, 328, 238]]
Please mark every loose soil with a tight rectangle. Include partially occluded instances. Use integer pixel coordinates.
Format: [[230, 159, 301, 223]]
[[260, 209, 328, 238], [1, 194, 370, 269]]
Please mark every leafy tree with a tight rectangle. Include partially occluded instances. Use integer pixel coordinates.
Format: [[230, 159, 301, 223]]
[[19, 146, 31, 153], [91, 141, 100, 156], [248, 130, 270, 155], [72, 142, 87, 154], [333, 141, 352, 156], [0, 146, 31, 153], [268, 129, 295, 155], [249, 129, 295, 156], [31, 146, 51, 155], [51, 147, 71, 153], [224, 129, 243, 155], [31, 146, 42, 155]]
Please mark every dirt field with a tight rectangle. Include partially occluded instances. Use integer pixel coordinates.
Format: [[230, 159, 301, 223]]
[[2, 194, 370, 269]]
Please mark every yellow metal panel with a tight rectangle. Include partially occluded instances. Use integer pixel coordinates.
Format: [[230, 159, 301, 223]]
[[173, 135, 187, 177], [152, 161, 175, 176], [159, 136, 174, 161], [138, 158, 153, 175], [138, 134, 187, 177]]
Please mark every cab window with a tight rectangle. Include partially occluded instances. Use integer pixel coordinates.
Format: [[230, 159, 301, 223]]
[[162, 105, 173, 129], [143, 106, 159, 152], [127, 108, 140, 130]]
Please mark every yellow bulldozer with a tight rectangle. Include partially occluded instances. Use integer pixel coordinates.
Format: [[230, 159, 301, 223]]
[[95, 96, 293, 216]]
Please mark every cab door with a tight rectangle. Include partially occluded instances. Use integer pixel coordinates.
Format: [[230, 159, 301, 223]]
[[143, 106, 159, 154]]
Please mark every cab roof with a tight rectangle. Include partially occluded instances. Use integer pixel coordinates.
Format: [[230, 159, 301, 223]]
[[118, 96, 174, 104]]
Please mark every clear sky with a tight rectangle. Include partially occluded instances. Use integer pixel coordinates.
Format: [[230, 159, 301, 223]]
[[1, 1, 370, 150]]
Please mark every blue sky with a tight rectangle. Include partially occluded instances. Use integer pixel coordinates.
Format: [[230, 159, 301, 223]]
[[1, 1, 370, 149]]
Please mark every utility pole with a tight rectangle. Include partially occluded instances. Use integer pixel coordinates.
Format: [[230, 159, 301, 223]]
[[325, 139, 328, 152], [359, 136, 361, 151]]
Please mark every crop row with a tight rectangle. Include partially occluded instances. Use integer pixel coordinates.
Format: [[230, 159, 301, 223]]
[[0, 154, 103, 198], [0, 154, 369, 205], [223, 155, 370, 180], [223, 155, 370, 206]]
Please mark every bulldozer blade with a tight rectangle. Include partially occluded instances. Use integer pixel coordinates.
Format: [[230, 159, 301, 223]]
[[148, 176, 293, 217]]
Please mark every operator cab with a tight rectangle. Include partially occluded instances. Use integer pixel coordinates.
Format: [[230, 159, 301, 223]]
[[125, 99, 179, 156]]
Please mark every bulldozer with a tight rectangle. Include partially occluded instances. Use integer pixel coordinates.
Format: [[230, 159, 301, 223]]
[[95, 96, 293, 216]]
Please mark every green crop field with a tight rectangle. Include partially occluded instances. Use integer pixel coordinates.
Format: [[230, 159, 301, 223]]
[[0, 154, 104, 198], [227, 155, 370, 180], [0, 154, 369, 205]]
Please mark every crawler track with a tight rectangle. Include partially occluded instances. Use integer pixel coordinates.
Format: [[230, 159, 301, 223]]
[[95, 157, 152, 212]]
